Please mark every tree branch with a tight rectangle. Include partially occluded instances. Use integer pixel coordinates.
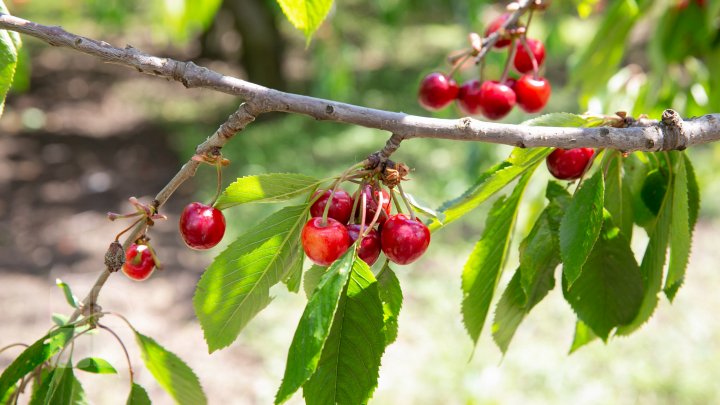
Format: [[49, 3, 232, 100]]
[[2, 11, 719, 152]]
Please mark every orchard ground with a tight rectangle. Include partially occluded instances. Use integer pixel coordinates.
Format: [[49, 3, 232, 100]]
[[2, 26, 720, 405]]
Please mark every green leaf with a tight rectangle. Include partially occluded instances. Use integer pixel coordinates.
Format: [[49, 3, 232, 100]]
[[28, 367, 51, 405], [45, 367, 88, 405], [0, 1, 21, 118], [685, 155, 700, 229], [641, 169, 669, 216], [603, 152, 634, 239], [569, 320, 598, 354], [282, 246, 304, 293], [214, 173, 320, 210], [303, 264, 327, 299], [664, 154, 691, 300], [126, 383, 152, 405], [617, 166, 674, 336], [194, 205, 307, 352], [461, 170, 534, 346], [377, 262, 403, 345], [405, 192, 444, 224], [276, 0, 333, 44], [563, 217, 644, 340], [75, 357, 117, 374], [520, 112, 591, 127], [135, 332, 207, 405], [302, 258, 385, 405], [560, 171, 605, 286], [55, 278, 78, 309], [52, 313, 69, 326], [0, 327, 74, 398], [275, 249, 355, 404], [491, 271, 526, 354], [431, 147, 550, 231]]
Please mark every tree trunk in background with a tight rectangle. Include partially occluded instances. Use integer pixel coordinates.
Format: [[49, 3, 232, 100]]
[[201, 0, 287, 92]]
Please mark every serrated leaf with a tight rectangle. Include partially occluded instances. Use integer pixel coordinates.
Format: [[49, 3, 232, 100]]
[[491, 271, 526, 354], [302, 259, 385, 405], [135, 332, 206, 405], [275, 249, 355, 404], [0, 327, 74, 398], [52, 313, 69, 326], [462, 170, 534, 346], [664, 154, 691, 300], [28, 367, 51, 405], [604, 152, 634, 239], [75, 357, 117, 374], [562, 218, 644, 340], [0, 2, 21, 118], [276, 0, 333, 43], [303, 264, 327, 298], [431, 147, 550, 231], [55, 278, 78, 309], [641, 169, 669, 216], [405, 192, 444, 223], [194, 205, 307, 352], [282, 245, 304, 293], [560, 171, 605, 286], [214, 173, 320, 209], [45, 366, 88, 405], [126, 383, 151, 405], [685, 155, 700, 229], [377, 262, 402, 345], [569, 320, 598, 354], [520, 112, 590, 127]]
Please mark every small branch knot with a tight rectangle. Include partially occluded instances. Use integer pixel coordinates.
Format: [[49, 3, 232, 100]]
[[661, 109, 686, 150]]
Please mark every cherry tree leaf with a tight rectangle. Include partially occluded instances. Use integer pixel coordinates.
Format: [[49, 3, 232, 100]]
[[569, 320, 598, 354], [275, 249, 356, 404], [276, 0, 333, 44], [302, 258, 385, 405], [135, 332, 207, 405], [0, 1, 21, 118], [126, 383, 151, 405], [303, 264, 327, 299], [76, 357, 117, 374], [664, 154, 691, 300], [194, 205, 307, 352], [45, 367, 88, 405], [56, 278, 78, 309], [215, 173, 320, 209], [377, 262, 403, 345]]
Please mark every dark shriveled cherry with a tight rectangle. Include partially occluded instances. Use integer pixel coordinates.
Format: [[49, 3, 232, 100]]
[[301, 217, 351, 266], [346, 224, 381, 266], [179, 202, 226, 249], [122, 243, 155, 281], [310, 189, 354, 224], [381, 214, 431, 265], [546, 148, 595, 180], [418, 72, 459, 111]]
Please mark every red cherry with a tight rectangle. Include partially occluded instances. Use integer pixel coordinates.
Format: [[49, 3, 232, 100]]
[[301, 217, 351, 266], [457, 80, 483, 115], [485, 14, 513, 48], [380, 214, 431, 265], [310, 189, 353, 224], [418, 72, 459, 111], [479, 81, 516, 120], [346, 224, 381, 266], [513, 39, 546, 74], [546, 148, 595, 180], [122, 243, 155, 281], [355, 184, 391, 225], [179, 202, 226, 249], [514, 75, 551, 113]]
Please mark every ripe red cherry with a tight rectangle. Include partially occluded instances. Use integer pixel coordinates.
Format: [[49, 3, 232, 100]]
[[122, 243, 155, 281], [485, 14, 513, 48], [346, 224, 381, 266], [457, 80, 483, 115], [179, 202, 226, 249], [418, 72, 459, 111], [513, 38, 546, 74], [301, 217, 351, 266], [380, 214, 431, 265], [546, 148, 595, 180], [355, 184, 391, 225], [479, 81, 516, 120], [310, 189, 353, 224], [514, 75, 551, 113]]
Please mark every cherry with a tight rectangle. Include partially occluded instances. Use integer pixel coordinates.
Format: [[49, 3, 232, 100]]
[[479, 81, 516, 120], [546, 148, 595, 180], [485, 14, 513, 48], [301, 217, 351, 266], [122, 243, 155, 281], [457, 80, 483, 116], [346, 224, 381, 266], [355, 184, 391, 225], [310, 189, 353, 224], [513, 38, 546, 74], [418, 72, 459, 111], [380, 214, 431, 265], [179, 202, 226, 249], [514, 75, 551, 113]]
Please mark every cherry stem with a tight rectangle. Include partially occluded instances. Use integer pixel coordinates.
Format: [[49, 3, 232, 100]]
[[359, 193, 368, 236], [98, 323, 134, 387], [397, 183, 416, 220], [390, 188, 404, 214], [519, 36, 540, 80], [349, 182, 363, 224], [320, 188, 335, 227], [500, 40, 518, 83], [448, 52, 471, 77], [361, 192, 385, 239], [525, 8, 535, 33], [115, 216, 144, 242], [209, 159, 223, 207]]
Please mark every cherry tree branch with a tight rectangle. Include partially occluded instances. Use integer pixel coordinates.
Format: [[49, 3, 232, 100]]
[[2, 11, 719, 153]]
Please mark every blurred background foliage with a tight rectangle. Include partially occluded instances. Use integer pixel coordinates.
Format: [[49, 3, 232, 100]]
[[3, 0, 720, 403]]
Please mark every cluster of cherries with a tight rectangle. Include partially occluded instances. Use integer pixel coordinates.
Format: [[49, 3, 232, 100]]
[[301, 184, 430, 267], [418, 12, 551, 120]]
